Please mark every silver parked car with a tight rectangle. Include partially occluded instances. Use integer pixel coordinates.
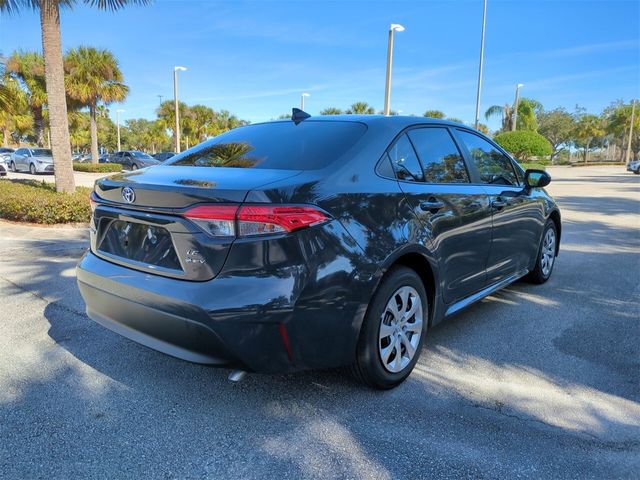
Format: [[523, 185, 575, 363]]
[[9, 148, 54, 174], [627, 160, 640, 174], [0, 147, 12, 176]]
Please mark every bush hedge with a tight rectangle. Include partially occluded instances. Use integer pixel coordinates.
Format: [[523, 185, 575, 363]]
[[73, 162, 122, 173], [0, 179, 92, 224], [494, 130, 552, 162]]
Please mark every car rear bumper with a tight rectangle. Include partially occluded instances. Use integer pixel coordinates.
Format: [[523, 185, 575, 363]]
[[76, 222, 374, 373]]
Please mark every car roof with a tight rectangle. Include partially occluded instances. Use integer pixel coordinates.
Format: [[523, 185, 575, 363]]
[[252, 114, 470, 130]]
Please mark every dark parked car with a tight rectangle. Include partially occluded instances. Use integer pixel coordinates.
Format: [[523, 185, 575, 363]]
[[77, 115, 561, 388], [153, 152, 176, 162], [111, 150, 160, 170]]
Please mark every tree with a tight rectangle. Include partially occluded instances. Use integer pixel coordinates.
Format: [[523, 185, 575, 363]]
[[346, 102, 375, 114], [494, 130, 552, 162], [320, 107, 342, 115], [476, 123, 490, 135], [573, 113, 605, 162], [65, 46, 128, 163], [485, 98, 541, 132], [603, 100, 640, 162], [0, 74, 33, 146], [157, 99, 189, 150], [0, 0, 150, 193], [446, 117, 464, 124], [538, 108, 575, 163], [5, 51, 47, 146], [423, 110, 445, 119]]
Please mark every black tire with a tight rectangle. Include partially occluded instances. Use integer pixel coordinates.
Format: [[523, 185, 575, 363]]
[[9, 161, 16, 172], [29, 163, 36, 175], [131, 163, 138, 170], [351, 266, 429, 389], [634, 170, 639, 175], [525, 220, 557, 284]]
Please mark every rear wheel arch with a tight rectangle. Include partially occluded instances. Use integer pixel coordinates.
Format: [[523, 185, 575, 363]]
[[374, 250, 436, 327]]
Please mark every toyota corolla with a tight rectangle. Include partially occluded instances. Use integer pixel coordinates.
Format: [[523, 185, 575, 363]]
[[77, 113, 561, 388]]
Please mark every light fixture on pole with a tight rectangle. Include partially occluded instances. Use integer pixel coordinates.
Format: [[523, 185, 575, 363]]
[[474, 0, 487, 129], [512, 83, 524, 131], [383, 23, 405, 116], [173, 66, 187, 153], [301, 92, 310, 110], [625, 99, 636, 166], [116, 109, 125, 151]]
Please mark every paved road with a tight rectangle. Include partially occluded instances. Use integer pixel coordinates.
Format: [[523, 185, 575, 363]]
[[0, 166, 638, 479]]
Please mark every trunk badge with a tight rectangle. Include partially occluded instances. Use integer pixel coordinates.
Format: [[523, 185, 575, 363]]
[[122, 186, 135, 203]]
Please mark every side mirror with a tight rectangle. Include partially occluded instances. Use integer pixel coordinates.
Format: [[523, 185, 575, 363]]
[[524, 169, 551, 189]]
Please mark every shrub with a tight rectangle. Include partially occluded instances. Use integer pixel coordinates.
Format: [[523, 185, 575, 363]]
[[520, 162, 547, 171], [494, 130, 552, 162], [73, 162, 122, 173], [0, 179, 92, 224]]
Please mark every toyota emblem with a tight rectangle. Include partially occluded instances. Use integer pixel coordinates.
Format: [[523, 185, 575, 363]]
[[122, 186, 136, 204]]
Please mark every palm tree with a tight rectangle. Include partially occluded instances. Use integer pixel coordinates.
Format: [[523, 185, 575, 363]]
[[320, 107, 343, 115], [0, 0, 150, 193], [485, 98, 541, 132], [65, 46, 128, 163], [157, 99, 189, 149], [0, 74, 33, 146], [5, 51, 47, 146], [423, 110, 445, 119], [346, 102, 375, 114]]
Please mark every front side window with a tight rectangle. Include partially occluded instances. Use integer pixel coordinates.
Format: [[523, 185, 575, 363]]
[[456, 130, 519, 186], [387, 134, 424, 182], [407, 128, 469, 183]]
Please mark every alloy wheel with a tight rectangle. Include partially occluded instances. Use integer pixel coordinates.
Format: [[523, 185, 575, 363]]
[[540, 228, 556, 277], [378, 286, 423, 373]]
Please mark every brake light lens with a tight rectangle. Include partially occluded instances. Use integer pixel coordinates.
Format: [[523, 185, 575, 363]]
[[237, 205, 328, 236], [183, 204, 328, 237]]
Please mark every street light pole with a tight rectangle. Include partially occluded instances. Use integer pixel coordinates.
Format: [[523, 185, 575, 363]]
[[474, 0, 487, 130], [384, 23, 405, 116], [512, 83, 524, 131], [173, 66, 187, 153], [301, 92, 310, 110], [625, 98, 636, 166], [116, 109, 124, 151]]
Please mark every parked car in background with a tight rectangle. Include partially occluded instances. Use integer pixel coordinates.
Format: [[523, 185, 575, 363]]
[[0, 147, 14, 162], [78, 115, 561, 389], [9, 148, 54, 174], [627, 160, 640, 174], [111, 151, 160, 170], [153, 152, 176, 162]]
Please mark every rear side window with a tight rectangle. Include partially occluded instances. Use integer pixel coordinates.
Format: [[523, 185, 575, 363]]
[[167, 121, 367, 170], [407, 128, 469, 183], [456, 130, 519, 186], [387, 134, 424, 182]]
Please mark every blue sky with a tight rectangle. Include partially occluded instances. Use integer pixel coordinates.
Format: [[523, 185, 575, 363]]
[[1, 0, 638, 131]]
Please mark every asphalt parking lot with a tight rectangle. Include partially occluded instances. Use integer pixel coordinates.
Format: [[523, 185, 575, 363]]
[[0, 166, 638, 479]]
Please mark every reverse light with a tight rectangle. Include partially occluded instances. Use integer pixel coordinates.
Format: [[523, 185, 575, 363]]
[[183, 205, 238, 237], [183, 204, 328, 238]]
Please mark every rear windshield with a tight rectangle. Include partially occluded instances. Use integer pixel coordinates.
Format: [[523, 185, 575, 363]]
[[166, 121, 367, 170]]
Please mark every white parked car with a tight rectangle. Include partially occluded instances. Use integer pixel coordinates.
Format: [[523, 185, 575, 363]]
[[9, 148, 54, 174], [627, 160, 640, 174]]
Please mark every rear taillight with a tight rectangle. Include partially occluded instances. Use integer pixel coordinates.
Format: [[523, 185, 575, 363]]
[[183, 204, 328, 238]]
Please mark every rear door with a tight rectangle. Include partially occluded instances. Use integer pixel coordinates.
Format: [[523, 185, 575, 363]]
[[387, 127, 492, 304], [454, 129, 545, 284]]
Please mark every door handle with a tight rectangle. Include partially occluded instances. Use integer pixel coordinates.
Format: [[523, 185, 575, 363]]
[[420, 199, 445, 212], [491, 199, 507, 209]]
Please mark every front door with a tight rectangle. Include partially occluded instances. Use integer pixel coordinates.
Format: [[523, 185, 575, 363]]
[[454, 129, 545, 284], [387, 128, 492, 303]]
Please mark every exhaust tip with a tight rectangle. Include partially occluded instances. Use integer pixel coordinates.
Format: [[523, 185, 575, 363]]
[[228, 370, 247, 382]]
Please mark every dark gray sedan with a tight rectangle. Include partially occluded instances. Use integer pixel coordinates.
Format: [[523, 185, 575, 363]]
[[77, 114, 561, 388], [111, 150, 161, 170]]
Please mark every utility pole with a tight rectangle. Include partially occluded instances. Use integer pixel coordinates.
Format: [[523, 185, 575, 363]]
[[512, 83, 523, 131], [625, 99, 636, 166], [383, 24, 405, 116], [158, 94, 164, 106], [474, 0, 487, 130]]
